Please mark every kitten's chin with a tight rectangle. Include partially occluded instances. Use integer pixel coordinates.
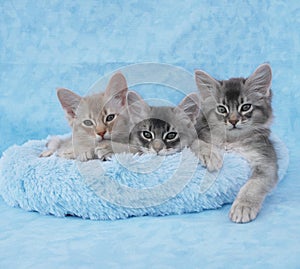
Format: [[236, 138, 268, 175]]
[[157, 148, 179, 156], [95, 136, 103, 143], [227, 127, 240, 131]]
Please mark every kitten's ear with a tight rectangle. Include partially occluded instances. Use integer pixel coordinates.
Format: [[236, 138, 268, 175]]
[[105, 72, 128, 108], [177, 93, 200, 123], [245, 63, 272, 96], [195, 70, 220, 100], [57, 88, 82, 118], [126, 91, 150, 121]]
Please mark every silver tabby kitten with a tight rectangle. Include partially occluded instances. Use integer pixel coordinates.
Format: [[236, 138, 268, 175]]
[[125, 91, 200, 156], [97, 91, 221, 171], [194, 63, 278, 223], [96, 91, 199, 157], [40, 72, 128, 161]]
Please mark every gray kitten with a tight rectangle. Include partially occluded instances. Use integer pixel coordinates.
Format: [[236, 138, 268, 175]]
[[40, 72, 128, 161], [97, 91, 221, 171], [194, 63, 278, 223]]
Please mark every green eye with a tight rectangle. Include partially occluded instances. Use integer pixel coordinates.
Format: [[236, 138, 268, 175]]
[[217, 105, 228, 114], [106, 114, 115, 122], [83, 120, 94, 126], [142, 131, 153, 140], [165, 132, 177, 141], [240, 104, 252, 112]]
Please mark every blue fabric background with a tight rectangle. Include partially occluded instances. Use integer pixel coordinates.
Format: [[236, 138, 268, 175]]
[[0, 1, 299, 268]]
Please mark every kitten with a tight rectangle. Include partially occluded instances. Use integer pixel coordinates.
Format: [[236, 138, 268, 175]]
[[40, 72, 128, 161], [194, 63, 278, 223], [96, 91, 221, 171]]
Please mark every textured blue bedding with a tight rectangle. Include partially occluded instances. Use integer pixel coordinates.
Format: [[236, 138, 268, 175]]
[[0, 1, 299, 268], [0, 136, 288, 221]]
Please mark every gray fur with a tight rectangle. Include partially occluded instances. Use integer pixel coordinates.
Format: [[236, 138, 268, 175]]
[[96, 91, 200, 158], [195, 63, 278, 223], [97, 91, 223, 171]]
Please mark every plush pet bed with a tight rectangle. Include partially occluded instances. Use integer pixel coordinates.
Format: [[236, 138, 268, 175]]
[[0, 135, 288, 221]]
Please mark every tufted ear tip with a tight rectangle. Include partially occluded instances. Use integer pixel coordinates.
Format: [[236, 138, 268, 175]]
[[246, 63, 272, 96], [194, 69, 220, 100], [56, 88, 82, 119], [126, 91, 150, 122], [177, 93, 200, 122], [105, 72, 128, 97]]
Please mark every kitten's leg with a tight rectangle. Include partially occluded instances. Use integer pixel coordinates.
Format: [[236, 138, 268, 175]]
[[95, 140, 140, 160], [72, 134, 97, 161], [39, 136, 62, 157], [229, 144, 278, 223], [57, 143, 95, 162], [190, 139, 223, 172], [56, 140, 76, 159]]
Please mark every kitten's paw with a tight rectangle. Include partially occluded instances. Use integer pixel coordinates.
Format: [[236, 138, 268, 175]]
[[95, 146, 113, 161], [206, 146, 223, 171], [191, 140, 223, 172], [39, 150, 54, 157], [229, 199, 260, 223], [77, 151, 95, 162]]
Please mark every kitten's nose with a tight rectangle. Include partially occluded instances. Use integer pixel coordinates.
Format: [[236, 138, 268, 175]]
[[97, 131, 106, 138], [229, 118, 239, 127], [152, 139, 164, 153]]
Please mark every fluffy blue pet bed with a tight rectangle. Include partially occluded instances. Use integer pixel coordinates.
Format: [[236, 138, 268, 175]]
[[0, 135, 288, 220]]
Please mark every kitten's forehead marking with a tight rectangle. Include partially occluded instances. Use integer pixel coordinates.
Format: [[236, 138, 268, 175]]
[[140, 118, 175, 139], [223, 79, 242, 101], [220, 78, 252, 107]]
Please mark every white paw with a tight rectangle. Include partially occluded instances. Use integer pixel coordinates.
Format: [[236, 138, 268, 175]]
[[229, 199, 260, 223], [191, 140, 223, 172]]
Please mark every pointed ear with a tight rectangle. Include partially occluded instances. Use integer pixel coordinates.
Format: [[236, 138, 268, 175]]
[[126, 91, 150, 121], [57, 88, 82, 118], [104, 72, 128, 108], [245, 63, 272, 96], [176, 93, 200, 123], [195, 70, 220, 100]]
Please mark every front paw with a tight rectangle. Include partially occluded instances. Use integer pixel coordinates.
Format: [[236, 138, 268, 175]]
[[229, 199, 261, 223], [39, 149, 54, 157], [95, 142, 114, 161], [77, 151, 95, 162], [191, 140, 223, 172], [95, 147, 113, 160]]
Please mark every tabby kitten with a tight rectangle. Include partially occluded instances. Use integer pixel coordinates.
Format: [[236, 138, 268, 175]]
[[194, 63, 278, 223], [96, 91, 221, 171], [40, 72, 128, 161]]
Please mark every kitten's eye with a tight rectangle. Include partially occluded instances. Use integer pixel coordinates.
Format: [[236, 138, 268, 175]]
[[106, 114, 115, 122], [240, 104, 252, 112], [141, 131, 153, 140], [165, 132, 178, 141], [217, 105, 228, 114], [83, 120, 94, 126]]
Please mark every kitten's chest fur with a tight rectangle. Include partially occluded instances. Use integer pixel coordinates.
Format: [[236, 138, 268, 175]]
[[220, 132, 273, 167], [223, 140, 259, 162]]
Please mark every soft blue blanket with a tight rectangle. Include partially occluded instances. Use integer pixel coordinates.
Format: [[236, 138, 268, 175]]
[[0, 136, 288, 220], [1, 1, 298, 267]]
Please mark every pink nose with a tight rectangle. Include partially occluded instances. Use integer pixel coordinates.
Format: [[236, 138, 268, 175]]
[[229, 119, 239, 126], [97, 131, 106, 138]]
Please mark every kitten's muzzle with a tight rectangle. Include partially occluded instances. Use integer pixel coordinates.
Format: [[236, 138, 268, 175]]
[[96, 130, 106, 138], [152, 139, 164, 153], [228, 117, 239, 127]]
